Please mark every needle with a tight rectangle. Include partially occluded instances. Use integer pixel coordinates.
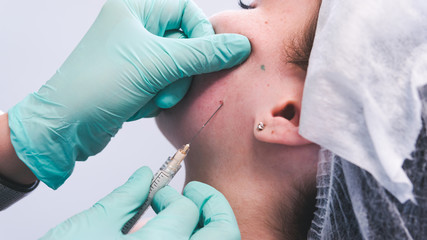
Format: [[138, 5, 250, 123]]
[[188, 102, 223, 144], [121, 101, 223, 235]]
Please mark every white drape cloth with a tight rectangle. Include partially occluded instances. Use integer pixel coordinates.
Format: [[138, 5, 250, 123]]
[[300, 0, 427, 203]]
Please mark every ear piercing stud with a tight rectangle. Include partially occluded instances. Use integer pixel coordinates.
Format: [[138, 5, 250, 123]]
[[257, 122, 265, 131]]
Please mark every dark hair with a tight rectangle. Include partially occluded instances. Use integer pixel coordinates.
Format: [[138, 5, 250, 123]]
[[285, 2, 321, 71], [237, 0, 321, 72], [291, 178, 318, 239], [265, 176, 317, 240]]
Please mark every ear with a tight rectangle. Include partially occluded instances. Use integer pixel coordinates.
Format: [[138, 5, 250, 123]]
[[254, 101, 311, 146]]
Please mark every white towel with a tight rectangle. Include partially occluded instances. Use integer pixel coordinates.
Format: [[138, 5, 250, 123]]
[[300, 0, 427, 203]]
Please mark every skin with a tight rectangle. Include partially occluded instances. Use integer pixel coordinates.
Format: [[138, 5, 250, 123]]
[[0, 113, 37, 184], [156, 0, 321, 239]]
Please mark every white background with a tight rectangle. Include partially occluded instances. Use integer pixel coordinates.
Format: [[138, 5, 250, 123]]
[[0, 0, 241, 239]]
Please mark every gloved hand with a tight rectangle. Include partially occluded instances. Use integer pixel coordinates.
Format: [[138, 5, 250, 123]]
[[180, 182, 241, 240], [41, 167, 240, 240], [8, 0, 251, 189]]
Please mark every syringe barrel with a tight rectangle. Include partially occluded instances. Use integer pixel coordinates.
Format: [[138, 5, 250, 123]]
[[121, 147, 187, 234]]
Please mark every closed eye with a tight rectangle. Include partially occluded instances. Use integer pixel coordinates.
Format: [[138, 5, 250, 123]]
[[238, 0, 255, 9]]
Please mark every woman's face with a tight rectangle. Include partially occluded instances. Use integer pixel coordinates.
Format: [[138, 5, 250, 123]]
[[156, 0, 320, 155]]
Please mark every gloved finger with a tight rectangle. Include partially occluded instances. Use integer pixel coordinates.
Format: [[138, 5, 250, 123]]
[[132, 186, 199, 238], [127, 98, 162, 121], [95, 167, 153, 215], [183, 181, 241, 240], [127, 77, 192, 120], [129, 30, 189, 118], [139, 0, 214, 37], [154, 77, 192, 109], [153, 30, 192, 110], [164, 29, 187, 39], [160, 33, 251, 81], [41, 206, 97, 239], [177, 0, 215, 37]]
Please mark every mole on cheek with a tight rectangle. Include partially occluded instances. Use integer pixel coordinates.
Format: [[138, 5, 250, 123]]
[[261, 65, 266, 71]]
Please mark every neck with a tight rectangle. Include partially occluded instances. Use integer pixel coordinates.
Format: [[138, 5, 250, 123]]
[[184, 143, 318, 240]]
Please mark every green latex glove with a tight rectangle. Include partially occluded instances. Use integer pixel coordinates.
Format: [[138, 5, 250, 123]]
[[8, 0, 251, 189], [180, 182, 241, 240], [142, 29, 193, 116], [41, 167, 240, 240]]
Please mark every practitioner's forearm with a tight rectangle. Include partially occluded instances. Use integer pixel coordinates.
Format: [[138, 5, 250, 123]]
[[0, 113, 37, 185]]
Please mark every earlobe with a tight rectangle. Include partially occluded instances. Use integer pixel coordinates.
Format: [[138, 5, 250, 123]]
[[254, 102, 311, 146]]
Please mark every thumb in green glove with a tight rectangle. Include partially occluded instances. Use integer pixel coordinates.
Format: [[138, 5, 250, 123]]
[[8, 0, 251, 189], [182, 182, 241, 240]]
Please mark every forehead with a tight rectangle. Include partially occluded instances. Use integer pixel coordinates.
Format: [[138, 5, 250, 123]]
[[245, 1, 320, 72], [240, 0, 319, 39]]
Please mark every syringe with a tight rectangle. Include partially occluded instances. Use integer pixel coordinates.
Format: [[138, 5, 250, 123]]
[[121, 102, 223, 234]]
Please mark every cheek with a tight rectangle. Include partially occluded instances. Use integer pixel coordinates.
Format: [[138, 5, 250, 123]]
[[209, 12, 243, 34], [156, 65, 258, 149], [186, 70, 258, 151], [209, 11, 260, 40], [155, 70, 231, 148], [189, 71, 229, 110]]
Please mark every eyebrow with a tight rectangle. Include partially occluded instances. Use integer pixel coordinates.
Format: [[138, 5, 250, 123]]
[[284, 4, 321, 71]]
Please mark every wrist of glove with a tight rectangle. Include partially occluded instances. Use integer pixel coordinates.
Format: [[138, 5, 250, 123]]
[[8, 0, 250, 189], [41, 166, 240, 240]]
